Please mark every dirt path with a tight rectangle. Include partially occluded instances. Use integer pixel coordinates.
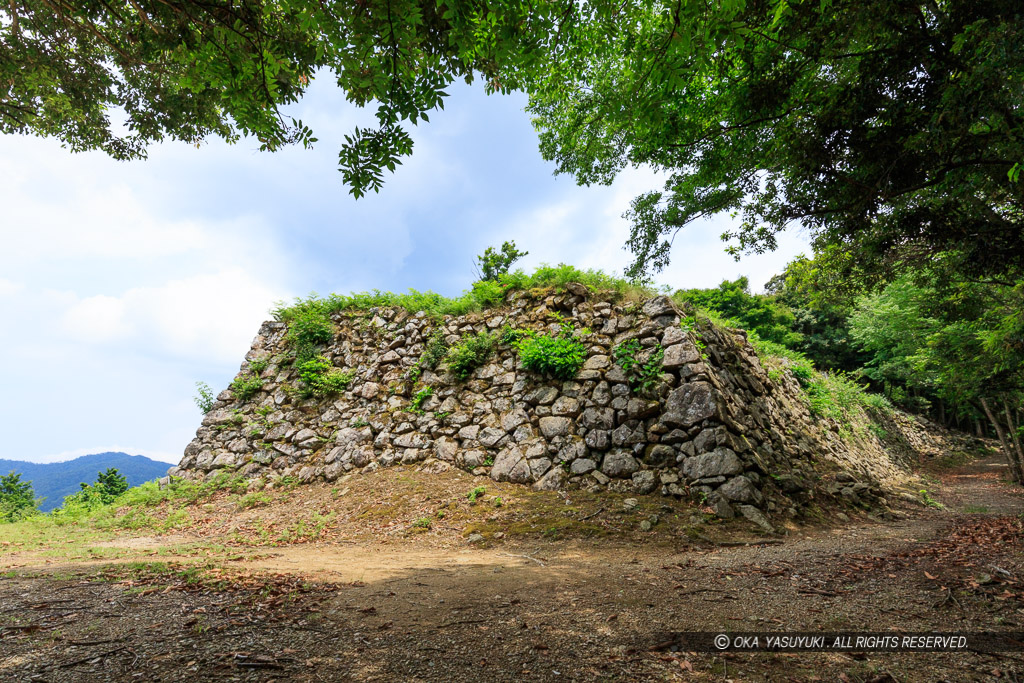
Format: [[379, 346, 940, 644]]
[[3, 454, 1024, 682]]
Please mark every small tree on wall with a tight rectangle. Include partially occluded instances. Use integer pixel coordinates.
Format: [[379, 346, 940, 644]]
[[477, 241, 528, 282]]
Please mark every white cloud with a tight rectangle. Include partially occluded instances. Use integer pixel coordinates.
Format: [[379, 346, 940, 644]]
[[498, 166, 810, 291], [62, 294, 130, 343], [58, 268, 279, 362], [1, 186, 210, 264], [0, 135, 297, 464], [0, 278, 24, 297]]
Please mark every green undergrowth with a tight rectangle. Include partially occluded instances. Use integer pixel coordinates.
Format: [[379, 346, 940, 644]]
[[297, 356, 356, 397], [271, 264, 653, 322], [685, 307, 893, 433], [1, 472, 253, 549], [446, 331, 497, 380], [516, 331, 587, 379]]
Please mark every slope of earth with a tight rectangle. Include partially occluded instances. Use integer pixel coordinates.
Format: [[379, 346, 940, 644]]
[[2, 450, 1024, 682]]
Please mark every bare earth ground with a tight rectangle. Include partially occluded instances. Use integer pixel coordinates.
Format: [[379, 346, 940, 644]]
[[3, 453, 1024, 682]]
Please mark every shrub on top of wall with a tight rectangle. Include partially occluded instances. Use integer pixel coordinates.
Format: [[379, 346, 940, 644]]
[[286, 308, 336, 364], [270, 265, 655, 322]]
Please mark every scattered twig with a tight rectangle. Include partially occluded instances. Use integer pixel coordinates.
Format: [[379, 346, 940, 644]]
[[438, 618, 488, 628], [693, 534, 783, 547], [57, 646, 128, 669], [579, 507, 605, 521], [235, 658, 285, 670], [934, 587, 963, 611], [796, 588, 846, 597], [676, 588, 736, 596], [68, 637, 127, 646], [28, 599, 78, 608], [988, 564, 1015, 580], [499, 553, 546, 567], [2, 622, 64, 633]]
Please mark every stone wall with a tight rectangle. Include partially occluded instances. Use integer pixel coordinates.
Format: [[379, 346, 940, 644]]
[[172, 287, 921, 523]]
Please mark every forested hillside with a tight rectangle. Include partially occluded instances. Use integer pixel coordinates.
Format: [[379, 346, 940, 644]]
[[675, 255, 1024, 482], [0, 453, 169, 511]]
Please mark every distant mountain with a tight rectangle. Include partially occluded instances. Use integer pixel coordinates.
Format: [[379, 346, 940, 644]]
[[0, 452, 171, 512]]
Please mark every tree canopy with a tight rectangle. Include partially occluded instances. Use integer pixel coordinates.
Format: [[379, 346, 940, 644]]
[[848, 267, 1024, 478], [527, 0, 1024, 282], [675, 277, 801, 348], [0, 472, 38, 522], [0, 0, 560, 195], [4, 1, 1022, 283]]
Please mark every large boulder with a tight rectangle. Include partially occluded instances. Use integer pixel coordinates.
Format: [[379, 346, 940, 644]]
[[682, 447, 743, 480], [601, 450, 640, 478], [661, 381, 720, 428], [662, 342, 701, 368], [490, 446, 532, 484], [642, 296, 675, 318], [539, 416, 572, 438], [717, 475, 763, 505]]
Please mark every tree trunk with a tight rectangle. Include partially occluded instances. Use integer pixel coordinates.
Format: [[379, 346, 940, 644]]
[[1006, 400, 1024, 477], [981, 397, 1023, 484]]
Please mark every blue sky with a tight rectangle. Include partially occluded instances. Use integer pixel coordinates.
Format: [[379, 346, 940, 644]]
[[0, 77, 808, 464]]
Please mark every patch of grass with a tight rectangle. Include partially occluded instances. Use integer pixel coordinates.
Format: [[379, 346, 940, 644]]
[[411, 517, 432, 530], [515, 332, 587, 380], [34, 472, 249, 534], [612, 339, 665, 394], [237, 492, 271, 510], [248, 357, 270, 375], [466, 486, 487, 503], [500, 324, 527, 345], [271, 264, 653, 322], [272, 475, 300, 490], [935, 450, 978, 468], [284, 307, 336, 364], [161, 508, 193, 530], [726, 313, 893, 423], [277, 513, 335, 543], [406, 330, 449, 383], [409, 386, 433, 414], [964, 505, 990, 514], [446, 331, 495, 381], [420, 330, 449, 369], [0, 515, 114, 553], [920, 489, 945, 509], [867, 423, 888, 439], [297, 356, 356, 398], [230, 374, 264, 402], [805, 371, 864, 421], [94, 561, 234, 591]]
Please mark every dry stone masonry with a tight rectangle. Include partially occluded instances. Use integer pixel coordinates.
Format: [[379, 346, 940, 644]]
[[172, 287, 919, 523]]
